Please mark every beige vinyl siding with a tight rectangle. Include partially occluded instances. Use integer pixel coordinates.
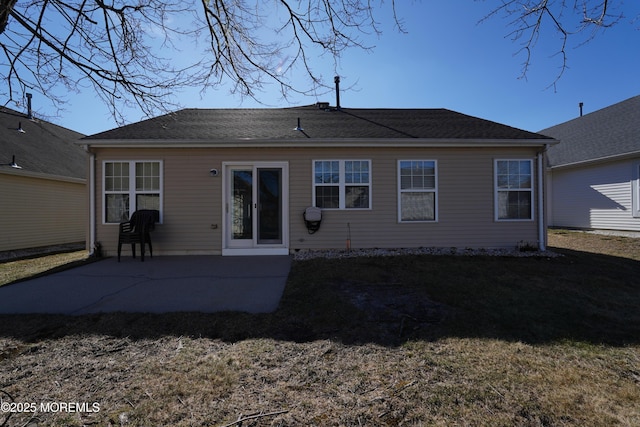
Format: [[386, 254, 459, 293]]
[[162, 152, 221, 254], [550, 159, 640, 231], [293, 147, 539, 250], [93, 146, 541, 255], [0, 173, 86, 252], [95, 149, 222, 255]]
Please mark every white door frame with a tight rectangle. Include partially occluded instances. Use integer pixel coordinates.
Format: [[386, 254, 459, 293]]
[[222, 161, 289, 256]]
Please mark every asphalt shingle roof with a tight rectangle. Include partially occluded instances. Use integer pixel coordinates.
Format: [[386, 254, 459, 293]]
[[0, 107, 86, 179], [84, 105, 551, 142], [541, 95, 640, 167]]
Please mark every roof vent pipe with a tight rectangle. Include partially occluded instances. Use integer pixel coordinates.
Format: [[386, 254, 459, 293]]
[[579, 102, 584, 117], [10, 155, 22, 169], [334, 76, 341, 110], [26, 93, 33, 119]]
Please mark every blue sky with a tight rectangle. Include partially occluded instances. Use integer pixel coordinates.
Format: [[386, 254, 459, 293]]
[[29, 1, 640, 135]]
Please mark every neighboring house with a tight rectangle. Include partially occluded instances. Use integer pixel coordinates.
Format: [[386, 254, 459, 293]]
[[541, 95, 640, 232], [80, 104, 556, 256], [0, 105, 87, 253]]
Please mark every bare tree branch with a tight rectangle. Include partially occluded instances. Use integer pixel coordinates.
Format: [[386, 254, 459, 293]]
[[481, 0, 627, 87], [0, 0, 403, 124], [3, 0, 629, 123]]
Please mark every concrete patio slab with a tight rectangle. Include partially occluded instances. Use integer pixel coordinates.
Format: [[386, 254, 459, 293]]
[[0, 256, 291, 315]]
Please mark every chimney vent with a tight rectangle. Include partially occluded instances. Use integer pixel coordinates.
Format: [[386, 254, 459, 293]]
[[26, 93, 33, 119], [579, 102, 584, 117], [334, 76, 341, 110], [316, 102, 330, 110]]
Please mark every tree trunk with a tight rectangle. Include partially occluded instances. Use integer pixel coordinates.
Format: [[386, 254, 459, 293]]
[[0, 0, 17, 35]]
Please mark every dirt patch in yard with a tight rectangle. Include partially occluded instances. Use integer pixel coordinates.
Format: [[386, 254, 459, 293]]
[[337, 279, 450, 342]]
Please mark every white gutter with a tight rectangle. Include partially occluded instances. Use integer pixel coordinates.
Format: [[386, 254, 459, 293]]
[[0, 167, 86, 184], [549, 149, 640, 170], [78, 137, 556, 149], [537, 149, 546, 251]]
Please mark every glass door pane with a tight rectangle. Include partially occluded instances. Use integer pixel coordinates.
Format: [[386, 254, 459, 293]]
[[257, 168, 282, 244], [232, 169, 253, 240]]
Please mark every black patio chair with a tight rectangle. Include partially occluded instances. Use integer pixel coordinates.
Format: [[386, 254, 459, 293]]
[[117, 209, 160, 262]]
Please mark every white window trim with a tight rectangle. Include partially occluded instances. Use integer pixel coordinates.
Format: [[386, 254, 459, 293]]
[[397, 160, 438, 223], [494, 159, 534, 222], [312, 159, 372, 210], [632, 162, 640, 218], [102, 160, 163, 224]]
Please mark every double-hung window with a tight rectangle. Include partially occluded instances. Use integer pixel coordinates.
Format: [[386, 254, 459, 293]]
[[313, 160, 371, 209], [495, 159, 533, 220], [398, 160, 437, 222], [104, 161, 162, 223]]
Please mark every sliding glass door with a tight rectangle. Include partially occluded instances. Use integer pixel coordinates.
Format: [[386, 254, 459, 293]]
[[225, 163, 288, 254]]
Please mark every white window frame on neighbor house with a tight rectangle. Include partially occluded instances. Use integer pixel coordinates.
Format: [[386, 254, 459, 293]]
[[103, 160, 163, 224], [312, 160, 372, 209], [494, 159, 534, 221], [397, 160, 438, 222], [633, 162, 640, 218]]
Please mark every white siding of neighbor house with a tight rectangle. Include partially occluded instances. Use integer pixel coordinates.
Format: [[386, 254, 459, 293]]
[[92, 146, 543, 256], [549, 159, 640, 231], [0, 172, 86, 252]]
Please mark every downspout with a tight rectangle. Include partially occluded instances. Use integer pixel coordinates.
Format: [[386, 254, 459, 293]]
[[537, 148, 546, 251], [85, 146, 96, 256]]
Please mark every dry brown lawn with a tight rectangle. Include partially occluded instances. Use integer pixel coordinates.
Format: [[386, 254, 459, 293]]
[[0, 251, 89, 287], [548, 229, 640, 260], [1, 230, 639, 426]]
